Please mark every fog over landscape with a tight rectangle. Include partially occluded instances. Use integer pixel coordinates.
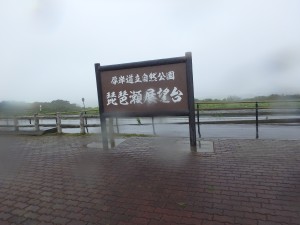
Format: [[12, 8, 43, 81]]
[[1, 0, 300, 107]]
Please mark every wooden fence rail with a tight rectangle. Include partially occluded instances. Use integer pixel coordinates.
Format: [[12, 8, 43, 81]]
[[0, 101, 299, 136], [0, 113, 101, 134]]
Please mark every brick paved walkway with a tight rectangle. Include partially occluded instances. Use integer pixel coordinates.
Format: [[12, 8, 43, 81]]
[[0, 135, 300, 225]]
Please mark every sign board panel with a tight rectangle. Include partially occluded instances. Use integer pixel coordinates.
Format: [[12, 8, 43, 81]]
[[95, 52, 196, 149], [100, 62, 189, 116]]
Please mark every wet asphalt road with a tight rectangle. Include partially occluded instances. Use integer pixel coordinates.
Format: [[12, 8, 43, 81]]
[[114, 123, 300, 140]]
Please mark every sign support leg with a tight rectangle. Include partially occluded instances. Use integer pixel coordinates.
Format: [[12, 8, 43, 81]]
[[108, 117, 115, 148], [100, 116, 109, 150], [185, 52, 197, 148], [189, 112, 197, 148]]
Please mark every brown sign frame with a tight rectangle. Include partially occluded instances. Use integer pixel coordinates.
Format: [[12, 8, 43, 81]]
[[95, 52, 196, 149]]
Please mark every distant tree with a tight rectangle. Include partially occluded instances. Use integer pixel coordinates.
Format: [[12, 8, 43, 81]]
[[224, 96, 241, 102], [0, 101, 31, 116], [48, 100, 80, 112], [0, 100, 81, 116]]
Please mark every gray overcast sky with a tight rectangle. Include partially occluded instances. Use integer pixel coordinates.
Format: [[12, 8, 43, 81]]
[[1, 0, 300, 106]]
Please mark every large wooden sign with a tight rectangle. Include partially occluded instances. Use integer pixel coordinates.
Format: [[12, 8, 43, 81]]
[[95, 52, 196, 149], [100, 63, 189, 116]]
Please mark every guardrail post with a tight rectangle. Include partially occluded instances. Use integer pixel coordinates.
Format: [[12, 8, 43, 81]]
[[80, 112, 86, 134], [34, 114, 39, 131], [84, 112, 89, 133], [152, 117, 156, 135], [56, 112, 62, 134], [14, 116, 19, 131], [115, 117, 120, 134], [197, 103, 201, 138], [256, 102, 259, 139]]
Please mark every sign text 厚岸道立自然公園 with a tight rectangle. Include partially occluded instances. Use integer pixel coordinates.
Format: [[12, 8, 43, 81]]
[[110, 70, 175, 85]]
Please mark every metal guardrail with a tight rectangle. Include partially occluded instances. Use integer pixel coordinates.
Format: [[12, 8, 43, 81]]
[[195, 100, 300, 139], [0, 113, 99, 134], [0, 101, 299, 137]]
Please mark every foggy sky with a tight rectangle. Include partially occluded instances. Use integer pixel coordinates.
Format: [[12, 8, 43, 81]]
[[1, 0, 300, 106]]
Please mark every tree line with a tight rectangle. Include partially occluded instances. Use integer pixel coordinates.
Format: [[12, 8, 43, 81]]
[[0, 100, 83, 116], [1, 94, 299, 116], [195, 94, 300, 102]]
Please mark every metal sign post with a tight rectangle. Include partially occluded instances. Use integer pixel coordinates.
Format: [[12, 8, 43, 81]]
[[185, 52, 196, 147], [95, 63, 109, 149]]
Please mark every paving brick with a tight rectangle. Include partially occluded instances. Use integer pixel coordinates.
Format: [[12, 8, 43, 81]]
[[130, 217, 149, 224], [238, 192, 256, 197], [0, 220, 11, 225], [267, 215, 291, 223], [8, 215, 27, 224], [274, 209, 299, 218], [203, 207, 223, 215], [290, 216, 300, 224], [81, 215, 100, 223], [191, 212, 213, 220], [253, 207, 276, 215], [11, 208, 26, 216], [26, 205, 40, 212], [213, 203, 233, 211], [23, 212, 40, 220], [250, 197, 269, 204], [137, 211, 162, 220], [52, 216, 70, 225], [37, 222, 54, 225], [202, 220, 225, 225], [180, 217, 201, 225], [0, 212, 12, 220], [229, 195, 249, 202], [117, 222, 132, 225], [14, 202, 29, 209], [213, 215, 235, 223], [155, 208, 192, 217], [22, 219, 40, 225], [235, 217, 258, 225], [16, 196, 30, 203], [138, 205, 156, 212], [2, 200, 15, 206], [66, 221, 88, 225], [258, 221, 282, 225], [244, 212, 267, 220], [38, 207, 54, 215], [52, 209, 68, 217], [38, 214, 55, 222], [65, 200, 79, 206], [52, 204, 67, 210], [111, 213, 131, 222], [161, 215, 181, 223], [232, 205, 253, 213], [65, 212, 83, 220]]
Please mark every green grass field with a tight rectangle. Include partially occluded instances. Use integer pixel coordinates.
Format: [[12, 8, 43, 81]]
[[195, 100, 300, 110]]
